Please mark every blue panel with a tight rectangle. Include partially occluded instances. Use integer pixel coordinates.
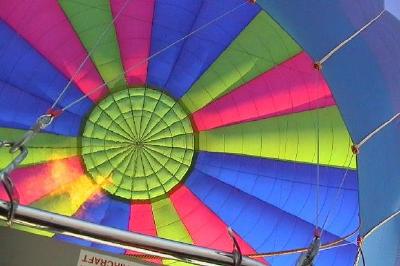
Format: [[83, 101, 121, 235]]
[[90, 197, 130, 254], [185, 169, 358, 265], [0, 81, 83, 136], [360, 214, 400, 266], [0, 20, 92, 117], [257, 0, 383, 60], [56, 193, 130, 254], [148, 0, 259, 99], [195, 152, 359, 239], [322, 13, 400, 235], [148, 0, 202, 92], [315, 244, 358, 266]]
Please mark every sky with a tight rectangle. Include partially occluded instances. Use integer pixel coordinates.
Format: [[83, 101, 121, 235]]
[[386, 0, 400, 19]]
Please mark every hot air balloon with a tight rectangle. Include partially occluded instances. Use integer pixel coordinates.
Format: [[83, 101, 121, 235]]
[[0, 0, 399, 265]]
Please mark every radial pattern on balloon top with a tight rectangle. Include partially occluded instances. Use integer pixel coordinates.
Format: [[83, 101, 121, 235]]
[[81, 88, 195, 200]]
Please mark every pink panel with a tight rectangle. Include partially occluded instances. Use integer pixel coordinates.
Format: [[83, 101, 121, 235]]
[[0, 0, 108, 102], [170, 186, 269, 265], [0, 156, 84, 205], [193, 52, 335, 131], [126, 202, 161, 263], [111, 0, 155, 86]]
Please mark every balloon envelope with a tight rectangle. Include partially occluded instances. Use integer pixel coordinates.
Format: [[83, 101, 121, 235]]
[[0, 1, 399, 265]]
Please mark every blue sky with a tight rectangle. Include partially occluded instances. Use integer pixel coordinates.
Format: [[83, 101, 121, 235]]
[[386, 0, 400, 19]]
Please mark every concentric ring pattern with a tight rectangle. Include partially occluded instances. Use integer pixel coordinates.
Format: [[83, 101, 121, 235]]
[[82, 88, 194, 200], [1, 1, 399, 266]]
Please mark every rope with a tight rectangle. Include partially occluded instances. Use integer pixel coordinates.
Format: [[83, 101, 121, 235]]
[[51, 0, 134, 110], [60, 0, 250, 112], [319, 153, 355, 236], [363, 209, 400, 239], [352, 112, 400, 154], [359, 248, 366, 266], [246, 227, 359, 258], [315, 10, 385, 68], [315, 95, 320, 230]]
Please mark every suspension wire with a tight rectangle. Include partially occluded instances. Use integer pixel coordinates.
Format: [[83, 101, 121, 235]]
[[352, 112, 400, 154], [359, 247, 366, 266], [319, 153, 355, 236], [311, 8, 391, 240], [316, 133, 320, 230], [315, 90, 320, 230], [6, 1, 393, 263], [51, 0, 134, 109], [60, 0, 250, 112], [363, 209, 400, 239], [353, 210, 400, 266], [246, 226, 359, 258], [314, 10, 385, 69]]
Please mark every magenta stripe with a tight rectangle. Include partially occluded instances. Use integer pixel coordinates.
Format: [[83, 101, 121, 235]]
[[0, 157, 84, 205], [193, 52, 335, 131], [111, 0, 155, 86], [0, 0, 108, 102], [170, 186, 268, 265], [126, 202, 161, 263]]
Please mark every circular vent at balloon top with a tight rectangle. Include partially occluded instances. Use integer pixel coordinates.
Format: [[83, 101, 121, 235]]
[[82, 88, 195, 200]]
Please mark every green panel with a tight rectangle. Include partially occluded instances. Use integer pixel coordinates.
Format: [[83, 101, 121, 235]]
[[152, 197, 193, 266], [82, 88, 195, 200], [181, 11, 302, 113], [58, 0, 126, 91], [0, 127, 79, 169], [199, 107, 356, 169]]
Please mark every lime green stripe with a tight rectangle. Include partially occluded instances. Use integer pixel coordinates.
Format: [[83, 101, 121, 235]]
[[181, 11, 301, 113], [152, 197, 193, 265], [0, 128, 79, 168], [199, 107, 356, 169], [58, 0, 126, 91]]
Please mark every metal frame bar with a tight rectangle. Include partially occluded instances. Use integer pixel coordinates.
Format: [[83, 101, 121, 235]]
[[0, 200, 264, 266]]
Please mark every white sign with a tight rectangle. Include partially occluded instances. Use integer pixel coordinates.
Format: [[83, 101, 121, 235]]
[[77, 249, 142, 266]]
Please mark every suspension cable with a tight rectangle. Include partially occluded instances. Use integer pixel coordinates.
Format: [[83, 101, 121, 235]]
[[352, 112, 400, 154], [363, 209, 400, 239], [315, 89, 321, 230], [6, 0, 250, 154], [51, 0, 134, 109], [314, 10, 385, 70], [246, 226, 359, 258], [320, 153, 355, 236], [60, 0, 250, 112], [311, 9, 386, 233], [5, 2, 391, 263]]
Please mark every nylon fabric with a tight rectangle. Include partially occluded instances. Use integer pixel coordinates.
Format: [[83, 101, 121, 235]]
[[181, 11, 301, 113], [198, 107, 356, 168], [186, 170, 358, 265], [0, 0, 108, 102], [322, 12, 400, 235], [148, 0, 259, 99], [58, 0, 127, 92], [192, 52, 334, 131], [194, 152, 359, 239]]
